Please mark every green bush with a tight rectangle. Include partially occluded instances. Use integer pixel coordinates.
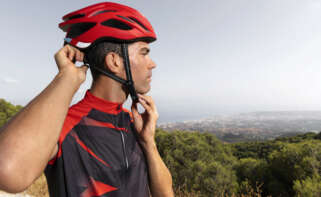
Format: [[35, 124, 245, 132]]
[[293, 175, 321, 197], [156, 129, 238, 196], [0, 98, 22, 127]]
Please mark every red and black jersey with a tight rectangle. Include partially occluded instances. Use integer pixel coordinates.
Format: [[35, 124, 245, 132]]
[[45, 90, 150, 197]]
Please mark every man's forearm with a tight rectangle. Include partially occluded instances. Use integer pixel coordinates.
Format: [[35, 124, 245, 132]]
[[142, 142, 174, 197], [0, 72, 80, 192]]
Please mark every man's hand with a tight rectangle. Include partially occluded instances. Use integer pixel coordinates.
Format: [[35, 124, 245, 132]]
[[131, 94, 159, 147], [54, 45, 88, 86]]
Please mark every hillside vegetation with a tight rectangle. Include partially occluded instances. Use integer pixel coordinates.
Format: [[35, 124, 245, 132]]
[[156, 129, 321, 197], [1, 98, 321, 196], [0, 99, 22, 128]]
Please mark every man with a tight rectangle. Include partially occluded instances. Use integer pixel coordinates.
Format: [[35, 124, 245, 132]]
[[0, 2, 173, 197]]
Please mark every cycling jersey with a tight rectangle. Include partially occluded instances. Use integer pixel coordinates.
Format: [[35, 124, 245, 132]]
[[45, 90, 150, 197]]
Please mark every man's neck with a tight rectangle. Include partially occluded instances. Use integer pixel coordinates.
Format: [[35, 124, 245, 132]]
[[89, 76, 128, 104]]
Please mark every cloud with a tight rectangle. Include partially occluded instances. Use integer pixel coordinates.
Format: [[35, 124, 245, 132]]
[[1, 77, 19, 84]]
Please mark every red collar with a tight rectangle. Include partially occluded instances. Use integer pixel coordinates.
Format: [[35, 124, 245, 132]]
[[80, 90, 124, 114]]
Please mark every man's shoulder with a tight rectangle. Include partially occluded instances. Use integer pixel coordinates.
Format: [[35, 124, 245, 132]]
[[55, 100, 92, 146], [60, 100, 92, 133]]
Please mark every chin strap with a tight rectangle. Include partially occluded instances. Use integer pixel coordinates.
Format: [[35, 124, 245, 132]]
[[121, 43, 138, 103], [83, 43, 139, 103]]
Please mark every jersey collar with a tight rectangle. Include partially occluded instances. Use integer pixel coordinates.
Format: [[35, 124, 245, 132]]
[[81, 90, 124, 114]]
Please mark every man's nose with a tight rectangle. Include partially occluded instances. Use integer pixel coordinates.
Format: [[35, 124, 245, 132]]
[[149, 60, 156, 69]]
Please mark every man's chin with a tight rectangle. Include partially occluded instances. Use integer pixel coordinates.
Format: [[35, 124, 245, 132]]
[[136, 86, 151, 94]]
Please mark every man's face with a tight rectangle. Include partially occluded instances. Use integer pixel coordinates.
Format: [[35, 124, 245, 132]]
[[127, 41, 156, 94]]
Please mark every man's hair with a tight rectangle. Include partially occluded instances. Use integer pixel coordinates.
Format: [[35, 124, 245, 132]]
[[86, 42, 123, 81]]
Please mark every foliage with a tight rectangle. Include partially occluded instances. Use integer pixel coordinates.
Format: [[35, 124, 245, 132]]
[[158, 130, 321, 197], [232, 134, 321, 197], [156, 129, 238, 196], [274, 132, 319, 143], [267, 141, 321, 196], [0, 98, 22, 128], [234, 158, 267, 194], [293, 175, 321, 197], [231, 141, 282, 160]]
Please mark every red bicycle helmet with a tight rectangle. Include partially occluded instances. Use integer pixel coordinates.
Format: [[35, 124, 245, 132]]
[[59, 2, 157, 103], [59, 2, 157, 49]]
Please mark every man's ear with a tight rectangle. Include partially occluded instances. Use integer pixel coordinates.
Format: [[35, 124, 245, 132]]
[[105, 52, 123, 74]]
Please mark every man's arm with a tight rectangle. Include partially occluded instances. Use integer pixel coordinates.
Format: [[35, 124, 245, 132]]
[[141, 141, 174, 197], [0, 45, 87, 193], [131, 94, 174, 197]]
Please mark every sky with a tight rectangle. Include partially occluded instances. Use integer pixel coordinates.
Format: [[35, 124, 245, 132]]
[[1, 0, 321, 123]]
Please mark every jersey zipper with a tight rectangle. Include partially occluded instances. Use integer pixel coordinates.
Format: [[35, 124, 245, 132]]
[[120, 130, 129, 169]]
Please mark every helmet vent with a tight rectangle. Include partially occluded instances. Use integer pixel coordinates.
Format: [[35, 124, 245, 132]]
[[67, 22, 96, 38], [64, 14, 85, 21], [92, 10, 117, 16], [101, 19, 133, 30], [116, 15, 134, 23], [128, 17, 149, 31]]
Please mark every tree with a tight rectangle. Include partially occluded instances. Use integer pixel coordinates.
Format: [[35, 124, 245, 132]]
[[267, 141, 321, 196], [0, 98, 23, 127], [155, 129, 238, 196], [294, 175, 321, 197]]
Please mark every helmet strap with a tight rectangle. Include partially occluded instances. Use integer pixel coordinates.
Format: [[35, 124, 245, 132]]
[[83, 44, 139, 103], [121, 43, 139, 103], [83, 55, 126, 84]]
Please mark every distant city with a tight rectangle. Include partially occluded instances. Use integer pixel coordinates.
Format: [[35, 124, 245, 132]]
[[158, 111, 321, 142]]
